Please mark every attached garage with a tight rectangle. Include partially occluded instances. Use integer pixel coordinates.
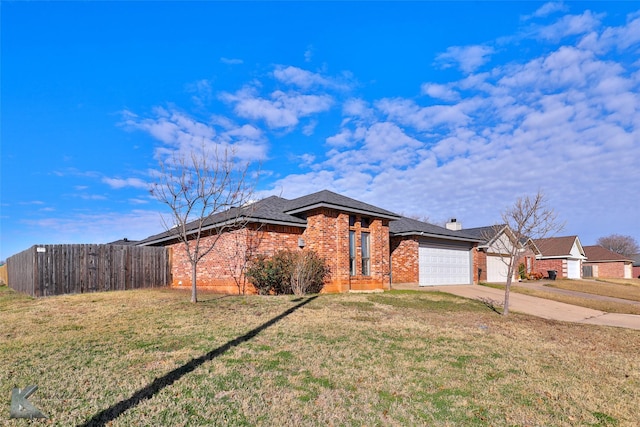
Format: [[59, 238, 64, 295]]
[[389, 217, 482, 287], [418, 242, 473, 286]]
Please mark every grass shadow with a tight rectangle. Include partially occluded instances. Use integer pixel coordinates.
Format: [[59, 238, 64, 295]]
[[79, 295, 318, 427], [477, 296, 503, 315]]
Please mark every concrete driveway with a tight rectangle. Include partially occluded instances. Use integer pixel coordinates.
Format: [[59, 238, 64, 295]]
[[392, 283, 640, 331]]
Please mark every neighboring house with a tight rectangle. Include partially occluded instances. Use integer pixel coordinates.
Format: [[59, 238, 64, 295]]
[[633, 254, 640, 279], [463, 225, 520, 283], [582, 246, 633, 279], [529, 236, 586, 279], [139, 190, 482, 294], [389, 217, 482, 286], [107, 238, 139, 246]]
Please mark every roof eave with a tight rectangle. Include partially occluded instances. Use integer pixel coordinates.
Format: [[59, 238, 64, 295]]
[[391, 231, 482, 243]]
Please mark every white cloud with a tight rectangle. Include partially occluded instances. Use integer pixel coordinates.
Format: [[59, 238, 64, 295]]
[[421, 83, 460, 101], [302, 120, 318, 136], [265, 8, 640, 243], [273, 66, 329, 89], [120, 107, 267, 163], [221, 86, 333, 129], [220, 57, 243, 65], [273, 66, 353, 91], [435, 45, 495, 73], [186, 79, 213, 107], [102, 177, 149, 190], [578, 14, 640, 52], [523, 2, 568, 20], [536, 11, 603, 41], [304, 46, 314, 63], [376, 98, 474, 130]]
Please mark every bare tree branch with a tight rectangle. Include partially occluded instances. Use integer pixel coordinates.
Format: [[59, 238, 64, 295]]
[[150, 142, 256, 303], [481, 191, 564, 316], [596, 234, 639, 257]]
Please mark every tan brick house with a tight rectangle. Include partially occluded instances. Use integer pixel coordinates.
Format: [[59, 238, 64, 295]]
[[140, 190, 482, 294]]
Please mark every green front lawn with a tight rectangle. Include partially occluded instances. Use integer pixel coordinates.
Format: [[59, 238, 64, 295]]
[[1, 285, 638, 426]]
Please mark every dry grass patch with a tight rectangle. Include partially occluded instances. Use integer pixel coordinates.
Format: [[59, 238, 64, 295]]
[[547, 279, 640, 302], [483, 282, 640, 315], [1, 285, 639, 426]]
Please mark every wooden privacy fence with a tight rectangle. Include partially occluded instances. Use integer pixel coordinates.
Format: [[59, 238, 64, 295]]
[[7, 244, 171, 297]]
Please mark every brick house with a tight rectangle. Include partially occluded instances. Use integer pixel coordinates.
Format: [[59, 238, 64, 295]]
[[139, 190, 482, 294], [582, 246, 633, 279], [528, 236, 586, 279], [389, 217, 481, 286], [633, 254, 640, 279], [462, 224, 521, 283]]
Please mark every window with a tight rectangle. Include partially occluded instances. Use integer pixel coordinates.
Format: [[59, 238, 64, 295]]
[[349, 215, 357, 227], [361, 232, 370, 276], [361, 217, 370, 228], [349, 230, 356, 276]]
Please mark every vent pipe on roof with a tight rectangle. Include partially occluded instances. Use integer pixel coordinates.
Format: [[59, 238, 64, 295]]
[[446, 218, 462, 231]]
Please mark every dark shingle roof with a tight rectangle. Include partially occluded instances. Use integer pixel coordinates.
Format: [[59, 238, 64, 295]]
[[462, 224, 508, 244], [107, 238, 139, 245], [138, 190, 403, 246], [583, 245, 632, 262], [138, 196, 306, 245], [389, 217, 482, 242], [284, 190, 400, 219]]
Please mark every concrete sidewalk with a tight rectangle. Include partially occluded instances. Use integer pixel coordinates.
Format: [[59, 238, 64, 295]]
[[393, 283, 640, 330]]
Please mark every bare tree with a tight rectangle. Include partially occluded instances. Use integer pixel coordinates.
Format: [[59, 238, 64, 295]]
[[596, 234, 639, 257], [225, 224, 265, 295], [151, 144, 254, 303], [485, 191, 563, 315]]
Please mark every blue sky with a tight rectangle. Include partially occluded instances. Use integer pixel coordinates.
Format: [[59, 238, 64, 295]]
[[2, 1, 639, 260]]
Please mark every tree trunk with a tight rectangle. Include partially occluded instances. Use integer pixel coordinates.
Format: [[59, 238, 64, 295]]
[[503, 277, 511, 316], [191, 261, 198, 303]]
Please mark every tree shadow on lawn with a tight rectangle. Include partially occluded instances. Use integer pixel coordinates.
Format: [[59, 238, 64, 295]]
[[79, 296, 318, 427]]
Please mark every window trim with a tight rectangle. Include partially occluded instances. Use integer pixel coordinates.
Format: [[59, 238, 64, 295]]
[[361, 231, 371, 276], [349, 230, 356, 276]]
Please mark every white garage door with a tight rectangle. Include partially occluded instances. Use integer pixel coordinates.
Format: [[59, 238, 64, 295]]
[[419, 245, 471, 286], [487, 255, 510, 283], [567, 260, 581, 279]]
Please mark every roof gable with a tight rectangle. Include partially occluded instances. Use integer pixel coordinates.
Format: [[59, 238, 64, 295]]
[[533, 236, 586, 259], [463, 224, 511, 244], [283, 190, 400, 219]]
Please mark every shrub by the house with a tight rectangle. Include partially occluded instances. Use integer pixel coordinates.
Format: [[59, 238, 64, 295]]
[[246, 250, 330, 295]]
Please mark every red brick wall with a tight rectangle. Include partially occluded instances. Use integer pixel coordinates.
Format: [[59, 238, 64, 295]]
[[304, 209, 390, 292], [168, 210, 392, 294], [584, 261, 626, 278], [633, 266, 640, 279], [475, 249, 487, 282], [169, 224, 303, 294], [532, 259, 565, 278], [390, 237, 419, 284]]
